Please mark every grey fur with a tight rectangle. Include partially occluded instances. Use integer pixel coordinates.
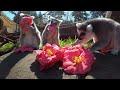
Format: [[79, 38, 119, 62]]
[[42, 18, 62, 46], [19, 15, 42, 49], [72, 18, 120, 55]]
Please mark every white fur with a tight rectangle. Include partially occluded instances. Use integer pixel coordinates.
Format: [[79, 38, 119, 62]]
[[86, 24, 93, 31], [49, 16, 55, 19], [49, 16, 63, 22], [76, 23, 81, 27], [30, 16, 35, 19], [20, 13, 35, 19], [20, 13, 25, 16], [58, 20, 63, 23]]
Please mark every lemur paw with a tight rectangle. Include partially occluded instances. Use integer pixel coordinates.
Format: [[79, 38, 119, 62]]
[[111, 49, 119, 55]]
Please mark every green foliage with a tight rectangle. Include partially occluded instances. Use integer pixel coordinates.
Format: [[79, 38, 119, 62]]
[[89, 11, 105, 18], [14, 43, 19, 49], [30, 11, 38, 24], [10, 11, 107, 25], [37, 12, 43, 24], [72, 11, 89, 22], [60, 37, 76, 47], [11, 11, 21, 24], [0, 42, 15, 52], [47, 11, 65, 19], [12, 11, 43, 25], [0, 41, 19, 53], [60, 37, 93, 48], [0, 38, 93, 54]]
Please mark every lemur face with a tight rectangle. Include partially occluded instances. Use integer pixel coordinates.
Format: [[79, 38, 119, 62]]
[[20, 13, 35, 31], [76, 23, 94, 44]]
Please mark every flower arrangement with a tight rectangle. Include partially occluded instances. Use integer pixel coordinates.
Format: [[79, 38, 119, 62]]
[[34, 43, 63, 71], [62, 45, 95, 74], [34, 43, 95, 75], [20, 16, 33, 32]]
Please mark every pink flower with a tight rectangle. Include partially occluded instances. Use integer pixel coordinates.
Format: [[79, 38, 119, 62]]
[[100, 48, 110, 53], [47, 26, 58, 31], [34, 43, 63, 71], [62, 45, 95, 75], [15, 46, 33, 53], [20, 17, 33, 32]]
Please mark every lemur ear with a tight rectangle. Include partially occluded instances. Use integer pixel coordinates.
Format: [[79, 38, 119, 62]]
[[86, 24, 93, 31], [20, 13, 35, 19], [76, 23, 82, 27], [20, 13, 25, 16], [58, 20, 63, 23], [30, 16, 35, 19], [58, 20, 63, 25], [49, 16, 55, 19]]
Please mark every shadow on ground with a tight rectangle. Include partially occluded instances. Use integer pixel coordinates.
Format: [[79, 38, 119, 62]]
[[83, 52, 120, 79], [0, 52, 30, 79], [1, 51, 120, 79], [30, 61, 63, 79]]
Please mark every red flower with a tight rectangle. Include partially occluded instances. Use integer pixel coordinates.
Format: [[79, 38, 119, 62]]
[[20, 17, 33, 32], [47, 26, 58, 31], [15, 46, 33, 53], [34, 43, 63, 71], [100, 48, 110, 53], [62, 45, 95, 75], [86, 43, 110, 53]]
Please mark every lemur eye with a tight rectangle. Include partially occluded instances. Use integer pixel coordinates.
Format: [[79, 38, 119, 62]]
[[78, 32, 86, 40], [80, 32, 86, 36]]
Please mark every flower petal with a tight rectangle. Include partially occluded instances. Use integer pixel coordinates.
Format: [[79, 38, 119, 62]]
[[36, 43, 62, 71], [63, 61, 73, 68], [62, 45, 95, 75]]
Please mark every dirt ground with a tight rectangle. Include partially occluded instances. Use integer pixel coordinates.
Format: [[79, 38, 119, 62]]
[[0, 51, 120, 79]]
